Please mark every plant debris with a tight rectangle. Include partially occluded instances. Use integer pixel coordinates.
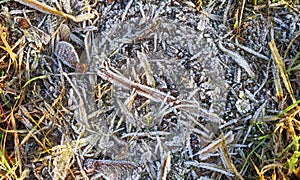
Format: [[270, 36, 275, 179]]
[[0, 0, 300, 179]]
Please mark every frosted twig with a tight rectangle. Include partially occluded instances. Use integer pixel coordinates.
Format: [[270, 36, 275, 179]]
[[185, 161, 234, 177], [235, 43, 269, 61], [95, 67, 178, 104], [218, 40, 255, 78], [121, 131, 171, 139], [192, 131, 234, 160]]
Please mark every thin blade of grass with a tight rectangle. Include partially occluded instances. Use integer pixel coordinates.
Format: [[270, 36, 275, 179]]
[[137, 51, 155, 88], [185, 161, 234, 177], [22, 75, 47, 89], [278, 99, 300, 116], [158, 151, 171, 180], [63, 72, 89, 126], [288, 151, 300, 175], [9, 110, 22, 177], [284, 31, 300, 59], [268, 40, 296, 103], [260, 164, 282, 180], [272, 66, 284, 102], [278, 136, 300, 158], [192, 131, 234, 160], [221, 134, 244, 180], [240, 134, 268, 173], [15, 0, 94, 22], [15, 0, 71, 19], [0, 149, 11, 172]]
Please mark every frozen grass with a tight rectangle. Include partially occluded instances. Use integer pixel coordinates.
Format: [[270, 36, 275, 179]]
[[0, 0, 299, 179]]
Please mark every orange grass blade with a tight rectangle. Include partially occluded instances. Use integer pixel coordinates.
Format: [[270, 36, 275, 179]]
[[250, 159, 264, 180], [9, 111, 22, 176], [0, 104, 12, 130], [0, 26, 16, 62]]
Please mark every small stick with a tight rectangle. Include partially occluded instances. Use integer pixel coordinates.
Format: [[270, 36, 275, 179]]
[[121, 131, 171, 139], [95, 66, 224, 125], [15, 0, 94, 22], [96, 67, 178, 104]]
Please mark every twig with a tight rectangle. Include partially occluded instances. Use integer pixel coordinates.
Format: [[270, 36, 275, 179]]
[[121, 131, 171, 139], [15, 0, 94, 22], [95, 67, 178, 104]]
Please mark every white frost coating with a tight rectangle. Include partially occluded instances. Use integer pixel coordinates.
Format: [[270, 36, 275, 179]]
[[88, 15, 232, 179]]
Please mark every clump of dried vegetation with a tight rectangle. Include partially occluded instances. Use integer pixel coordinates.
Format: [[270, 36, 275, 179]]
[[0, 0, 300, 179]]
